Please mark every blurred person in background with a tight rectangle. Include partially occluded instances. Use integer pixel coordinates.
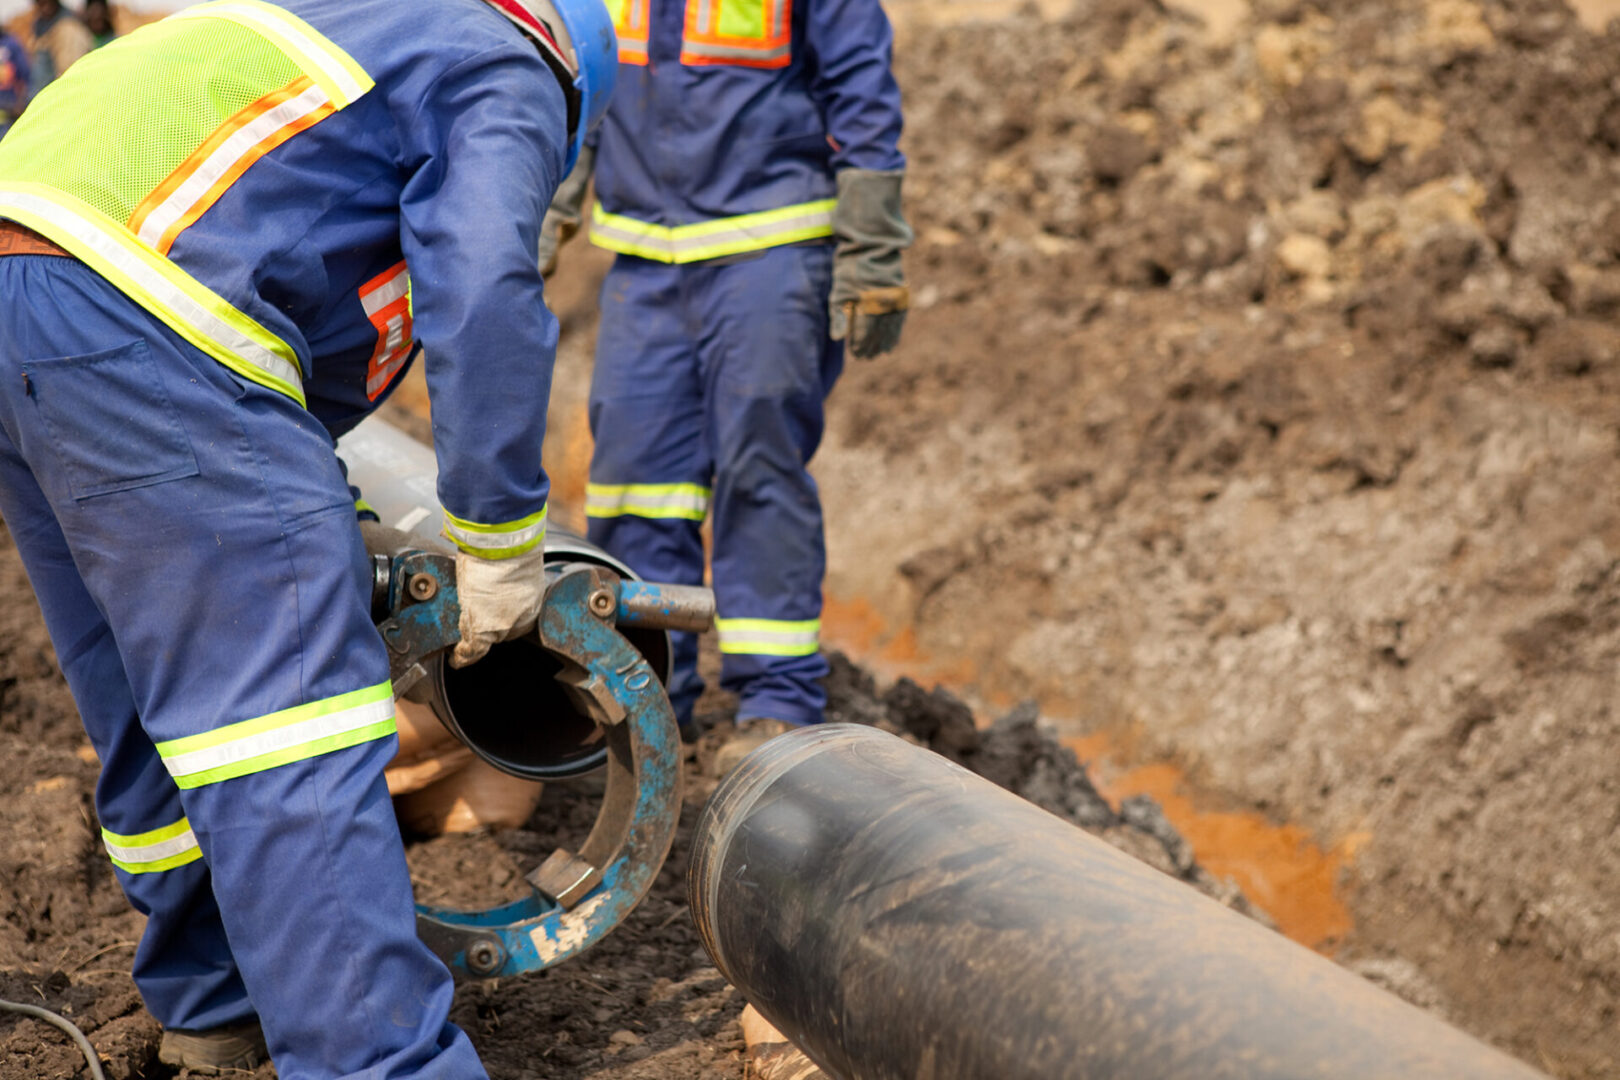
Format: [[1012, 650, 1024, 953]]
[[83, 0, 116, 47], [538, 0, 912, 762], [30, 0, 92, 89], [0, 28, 27, 137]]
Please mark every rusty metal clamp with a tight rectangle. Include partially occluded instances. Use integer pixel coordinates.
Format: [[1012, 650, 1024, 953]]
[[409, 563, 690, 977]]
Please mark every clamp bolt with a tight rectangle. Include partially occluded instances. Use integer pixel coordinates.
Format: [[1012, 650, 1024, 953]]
[[466, 939, 504, 977], [408, 573, 439, 602], [588, 588, 616, 618]]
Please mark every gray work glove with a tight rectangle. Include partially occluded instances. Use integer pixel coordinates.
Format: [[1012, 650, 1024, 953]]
[[828, 168, 914, 359], [538, 144, 596, 279], [450, 546, 549, 668]]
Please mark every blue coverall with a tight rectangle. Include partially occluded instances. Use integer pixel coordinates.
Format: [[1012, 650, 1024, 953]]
[[0, 1, 565, 1075], [584, 0, 904, 728]]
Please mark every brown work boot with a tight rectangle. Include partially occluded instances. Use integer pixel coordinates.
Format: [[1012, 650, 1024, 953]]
[[740, 1003, 828, 1080], [709, 718, 794, 778], [158, 1019, 270, 1073]]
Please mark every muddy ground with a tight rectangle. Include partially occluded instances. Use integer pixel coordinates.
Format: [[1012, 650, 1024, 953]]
[[6, 0, 1620, 1076]]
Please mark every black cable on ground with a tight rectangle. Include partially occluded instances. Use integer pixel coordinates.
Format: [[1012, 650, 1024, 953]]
[[0, 996, 107, 1080]]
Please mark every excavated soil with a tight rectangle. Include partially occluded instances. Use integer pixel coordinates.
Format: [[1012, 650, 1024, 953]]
[[7, 0, 1620, 1076], [811, 0, 1620, 1074]]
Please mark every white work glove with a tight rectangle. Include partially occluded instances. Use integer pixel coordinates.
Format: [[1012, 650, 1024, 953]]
[[450, 547, 549, 668]]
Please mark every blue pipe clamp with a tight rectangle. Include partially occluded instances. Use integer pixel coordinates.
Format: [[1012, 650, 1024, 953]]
[[374, 551, 698, 977]]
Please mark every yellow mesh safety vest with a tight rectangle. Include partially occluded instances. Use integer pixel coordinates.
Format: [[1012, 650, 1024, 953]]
[[591, 0, 826, 262], [0, 1, 373, 406]]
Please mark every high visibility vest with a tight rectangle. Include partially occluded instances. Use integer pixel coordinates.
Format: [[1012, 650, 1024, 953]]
[[0, 0, 374, 408], [605, 0, 791, 70], [590, 0, 824, 263], [604, 0, 650, 64]]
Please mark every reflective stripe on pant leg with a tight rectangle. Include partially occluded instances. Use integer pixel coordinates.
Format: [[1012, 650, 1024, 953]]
[[155, 682, 396, 789], [102, 816, 203, 873], [715, 616, 820, 657], [585, 481, 711, 520]]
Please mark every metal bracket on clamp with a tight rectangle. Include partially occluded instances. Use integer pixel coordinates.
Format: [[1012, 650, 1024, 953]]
[[374, 550, 460, 698]]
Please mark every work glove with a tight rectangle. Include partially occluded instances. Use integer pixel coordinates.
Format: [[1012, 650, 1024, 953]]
[[828, 168, 914, 359], [450, 546, 549, 668], [537, 144, 596, 279]]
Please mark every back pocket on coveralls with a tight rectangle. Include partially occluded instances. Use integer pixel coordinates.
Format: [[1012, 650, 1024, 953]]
[[24, 340, 201, 500]]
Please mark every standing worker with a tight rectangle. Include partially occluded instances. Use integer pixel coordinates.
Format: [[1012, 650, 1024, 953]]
[[542, 0, 912, 754], [28, 0, 91, 90], [0, 0, 614, 1075]]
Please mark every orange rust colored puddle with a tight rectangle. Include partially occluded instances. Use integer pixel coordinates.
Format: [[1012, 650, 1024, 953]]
[[820, 593, 1359, 953], [821, 594, 978, 686], [1065, 736, 1362, 952]]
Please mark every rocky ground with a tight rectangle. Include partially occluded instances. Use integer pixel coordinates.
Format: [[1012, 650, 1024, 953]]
[[6, 0, 1620, 1076]]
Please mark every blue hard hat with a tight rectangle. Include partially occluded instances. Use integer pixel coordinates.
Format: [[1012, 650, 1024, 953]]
[[485, 0, 617, 174]]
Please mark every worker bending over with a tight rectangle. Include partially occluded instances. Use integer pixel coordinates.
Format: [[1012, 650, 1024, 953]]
[[0, 0, 613, 1074], [544, 0, 912, 753]]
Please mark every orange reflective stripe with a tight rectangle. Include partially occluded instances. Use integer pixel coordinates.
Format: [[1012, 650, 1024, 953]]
[[126, 77, 312, 242], [128, 74, 334, 254], [609, 0, 649, 65], [359, 260, 412, 401], [680, 0, 790, 68]]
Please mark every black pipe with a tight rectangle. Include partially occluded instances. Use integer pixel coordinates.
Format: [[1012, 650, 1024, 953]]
[[690, 725, 1546, 1080]]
